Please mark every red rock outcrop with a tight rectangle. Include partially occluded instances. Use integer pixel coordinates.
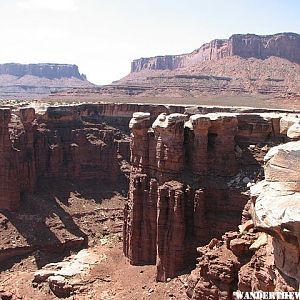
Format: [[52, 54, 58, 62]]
[[251, 141, 300, 284], [186, 139, 300, 299], [151, 113, 186, 181], [123, 111, 260, 281], [194, 113, 238, 175], [124, 107, 300, 282], [0, 107, 38, 210], [0, 103, 191, 212], [0, 108, 20, 210], [1, 103, 293, 213], [187, 230, 298, 299], [29, 106, 120, 183], [0, 104, 136, 211]]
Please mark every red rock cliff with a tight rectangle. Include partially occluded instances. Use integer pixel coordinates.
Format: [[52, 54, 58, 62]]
[[131, 32, 300, 72], [0, 105, 135, 211], [123, 108, 298, 282], [0, 109, 20, 210], [123, 111, 265, 281], [0, 103, 189, 211], [187, 140, 300, 299]]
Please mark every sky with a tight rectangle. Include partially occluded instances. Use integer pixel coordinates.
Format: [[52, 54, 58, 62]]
[[0, 0, 299, 85]]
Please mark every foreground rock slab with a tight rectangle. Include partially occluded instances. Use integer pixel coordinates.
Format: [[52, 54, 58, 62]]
[[33, 248, 105, 297], [251, 140, 300, 283]]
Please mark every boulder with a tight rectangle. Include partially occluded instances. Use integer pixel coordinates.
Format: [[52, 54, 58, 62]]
[[280, 115, 300, 135], [287, 122, 300, 139]]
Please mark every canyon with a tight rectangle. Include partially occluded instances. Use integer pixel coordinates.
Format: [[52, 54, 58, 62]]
[[1, 102, 300, 299], [0, 30, 299, 300]]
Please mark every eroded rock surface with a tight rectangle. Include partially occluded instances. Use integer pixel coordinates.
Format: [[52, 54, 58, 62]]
[[186, 139, 300, 299], [2, 103, 300, 299], [187, 230, 298, 299], [0, 103, 196, 211], [0, 106, 128, 211], [123, 109, 289, 282], [131, 33, 300, 72], [251, 141, 300, 283]]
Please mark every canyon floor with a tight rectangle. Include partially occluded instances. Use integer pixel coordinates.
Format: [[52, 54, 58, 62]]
[[0, 143, 270, 300], [0, 180, 188, 300]]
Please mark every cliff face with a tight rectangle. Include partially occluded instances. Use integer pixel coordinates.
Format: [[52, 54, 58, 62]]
[[187, 140, 300, 299], [0, 105, 130, 210], [2, 102, 295, 213], [131, 32, 300, 72], [0, 103, 190, 211], [0, 63, 86, 80], [0, 109, 20, 210], [131, 55, 184, 73], [123, 109, 290, 282], [251, 141, 300, 283], [230, 33, 300, 62]]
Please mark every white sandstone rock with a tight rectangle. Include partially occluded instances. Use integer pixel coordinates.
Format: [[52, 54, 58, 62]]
[[129, 112, 150, 128], [152, 113, 187, 129], [287, 122, 300, 139]]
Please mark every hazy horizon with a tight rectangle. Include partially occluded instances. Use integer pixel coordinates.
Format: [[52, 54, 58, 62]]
[[0, 0, 299, 85]]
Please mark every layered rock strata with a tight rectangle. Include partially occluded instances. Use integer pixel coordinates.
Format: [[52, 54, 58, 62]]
[[123, 110, 289, 282], [0, 63, 86, 80], [1, 103, 297, 212], [0, 63, 94, 99], [0, 103, 195, 211], [0, 105, 132, 211], [131, 33, 300, 72], [0, 109, 20, 210], [187, 230, 298, 299], [94, 33, 297, 101]]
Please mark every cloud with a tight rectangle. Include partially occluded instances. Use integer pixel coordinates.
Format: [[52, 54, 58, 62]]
[[17, 0, 78, 12]]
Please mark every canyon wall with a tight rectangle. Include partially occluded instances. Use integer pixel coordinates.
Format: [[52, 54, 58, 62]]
[[251, 141, 300, 284], [186, 140, 300, 299], [131, 32, 300, 72], [0, 109, 20, 210], [0, 103, 189, 211], [123, 109, 290, 282], [1, 102, 296, 212], [0, 105, 127, 210]]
